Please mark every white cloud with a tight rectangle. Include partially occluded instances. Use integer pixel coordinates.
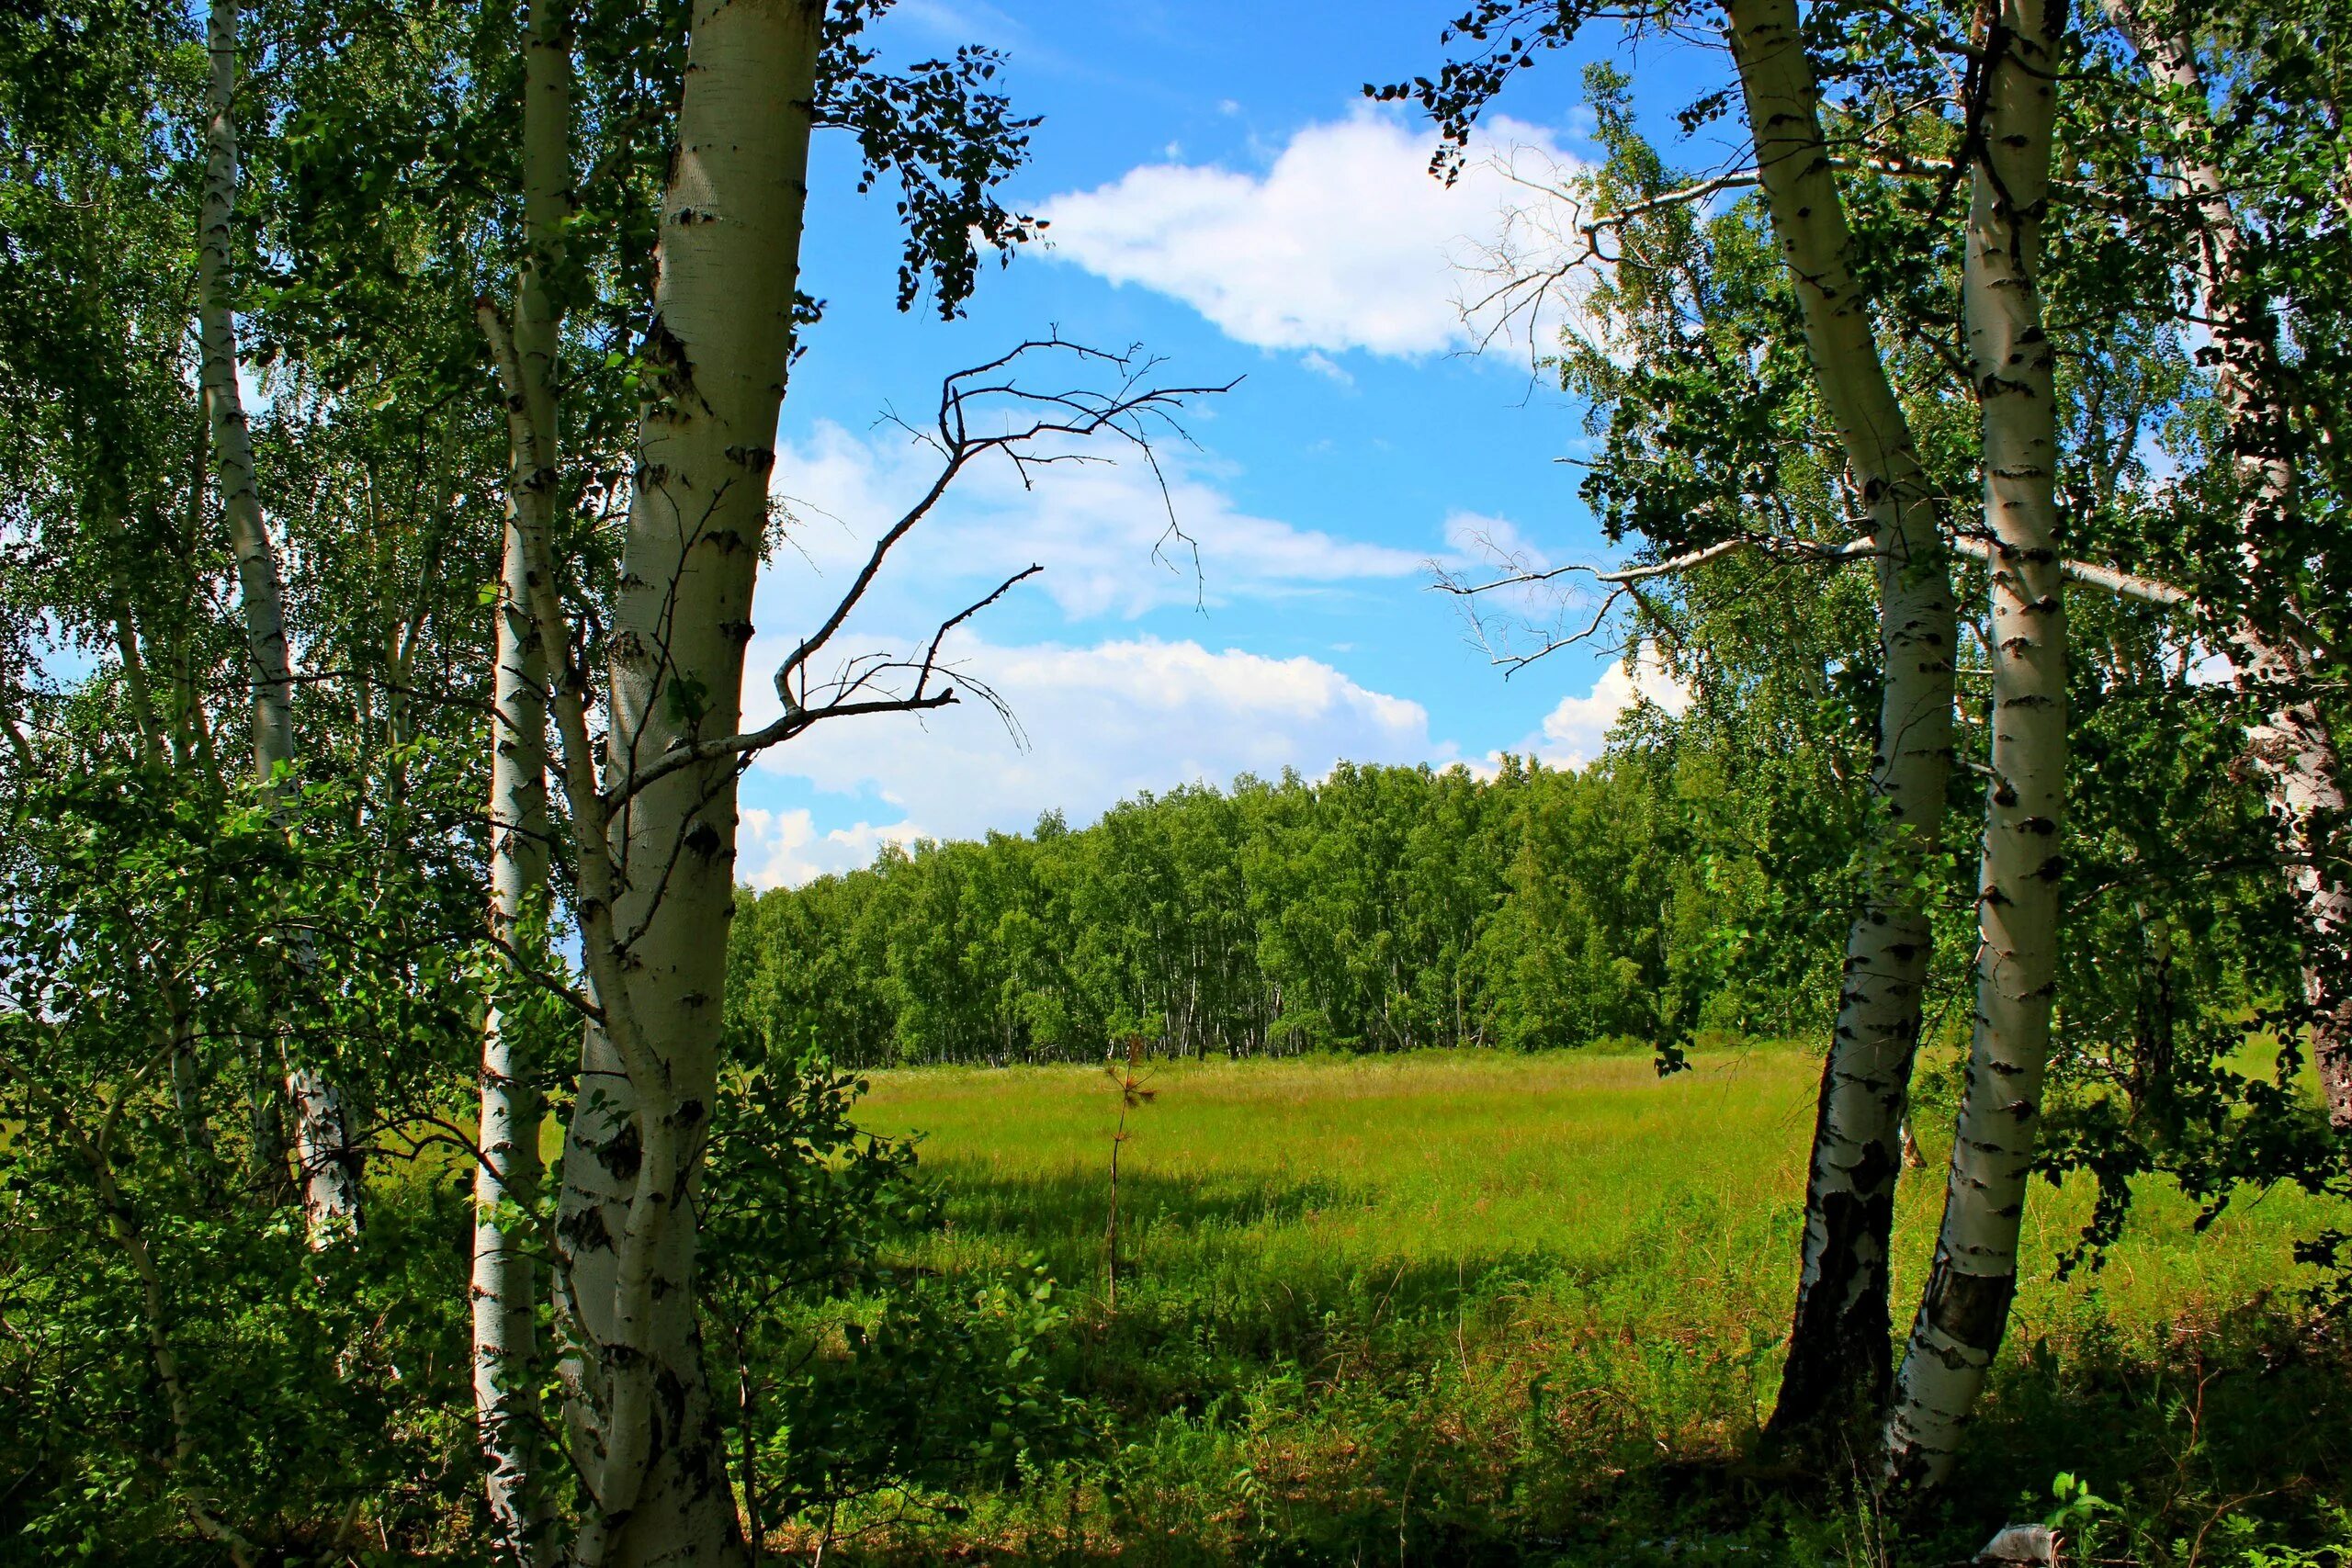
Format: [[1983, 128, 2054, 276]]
[[763, 419, 1422, 629], [1513, 652, 1691, 770], [739, 633, 1442, 882], [1298, 350, 1354, 386], [1442, 508, 1548, 571], [1036, 107, 1591, 359], [738, 807, 922, 889]]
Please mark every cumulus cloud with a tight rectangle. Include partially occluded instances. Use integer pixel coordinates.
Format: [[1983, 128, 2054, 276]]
[[1515, 653, 1692, 771], [738, 808, 923, 890], [1036, 107, 1592, 359], [761, 419, 1422, 632], [1441, 508, 1549, 572], [737, 633, 1442, 883]]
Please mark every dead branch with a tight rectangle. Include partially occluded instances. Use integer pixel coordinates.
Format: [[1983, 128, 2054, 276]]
[[605, 339, 1226, 809], [1434, 532, 1875, 674]]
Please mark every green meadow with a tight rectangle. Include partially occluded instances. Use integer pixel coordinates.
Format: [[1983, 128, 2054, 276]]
[[829, 1044, 2351, 1565]]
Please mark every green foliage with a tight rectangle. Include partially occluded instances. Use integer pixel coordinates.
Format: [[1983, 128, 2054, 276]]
[[0, 757, 1088, 1558], [729, 756, 1816, 1069], [0, 761, 484, 1558], [700, 1040, 1082, 1549]]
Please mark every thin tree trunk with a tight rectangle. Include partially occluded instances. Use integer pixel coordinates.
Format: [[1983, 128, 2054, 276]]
[[473, 0, 567, 1552], [548, 2, 823, 1561], [2105, 0, 2352, 1134], [197, 0, 361, 1246], [198, 0, 290, 788], [1884, 0, 2070, 1485], [168, 994, 215, 1159], [1724, 0, 1960, 1445]]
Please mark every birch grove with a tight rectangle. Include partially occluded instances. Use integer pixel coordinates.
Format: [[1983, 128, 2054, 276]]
[[6, 0, 2351, 1553]]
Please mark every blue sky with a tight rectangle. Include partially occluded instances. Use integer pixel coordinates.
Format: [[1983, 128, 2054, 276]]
[[737, 1, 1735, 885]]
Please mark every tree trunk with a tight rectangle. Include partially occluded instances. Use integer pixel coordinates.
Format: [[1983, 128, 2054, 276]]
[[198, 0, 291, 787], [550, 2, 823, 1561], [1884, 0, 2070, 1485], [1724, 0, 1959, 1445], [473, 0, 566, 1552], [167, 992, 214, 1160], [285, 1063, 363, 1234], [198, 0, 362, 1245], [2104, 0, 2352, 1134]]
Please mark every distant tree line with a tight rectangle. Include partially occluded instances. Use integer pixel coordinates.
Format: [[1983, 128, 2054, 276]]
[[726, 739, 1858, 1067]]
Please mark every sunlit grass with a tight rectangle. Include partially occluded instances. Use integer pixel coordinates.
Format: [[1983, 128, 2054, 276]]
[[835, 1043, 2350, 1564], [861, 1043, 2332, 1345]]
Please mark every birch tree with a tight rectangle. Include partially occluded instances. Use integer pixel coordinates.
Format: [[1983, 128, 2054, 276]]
[[1718, 0, 1959, 1444], [1385, 0, 1961, 1443], [533, 6, 834, 1554], [471, 0, 568, 1548], [486, 312, 1211, 1555], [462, 3, 1212, 1551], [1883, 0, 2071, 1483], [2099, 0, 2352, 1139], [198, 0, 366, 1245]]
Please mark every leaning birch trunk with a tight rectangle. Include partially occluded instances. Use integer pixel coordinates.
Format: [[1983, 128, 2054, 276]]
[[1724, 0, 1959, 1442], [471, 0, 567, 1549], [2105, 0, 2352, 1136], [548, 2, 823, 1561], [198, 0, 361, 1245], [1884, 0, 2069, 1485]]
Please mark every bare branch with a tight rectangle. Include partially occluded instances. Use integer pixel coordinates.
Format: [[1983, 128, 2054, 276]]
[[1434, 533, 1875, 674], [608, 561, 1049, 808], [771, 335, 1230, 710]]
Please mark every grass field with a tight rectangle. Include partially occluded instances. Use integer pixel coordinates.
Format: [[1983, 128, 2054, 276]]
[[831, 1043, 2352, 1565]]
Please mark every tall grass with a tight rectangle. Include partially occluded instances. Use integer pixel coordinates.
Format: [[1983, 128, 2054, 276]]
[[829, 1043, 2350, 1565]]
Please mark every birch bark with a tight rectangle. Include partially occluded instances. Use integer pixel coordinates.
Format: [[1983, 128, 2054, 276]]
[[548, 1, 824, 1560], [1884, 0, 2069, 1485], [2104, 0, 2352, 1136], [1724, 0, 1959, 1441], [471, 2, 567, 1544], [198, 0, 364, 1245]]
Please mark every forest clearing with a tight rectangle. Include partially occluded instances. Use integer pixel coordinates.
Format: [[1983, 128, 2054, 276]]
[[8, 0, 2352, 1561], [806, 1047, 2350, 1562]]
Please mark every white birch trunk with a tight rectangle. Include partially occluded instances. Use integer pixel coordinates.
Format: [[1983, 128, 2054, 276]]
[[2105, 0, 2352, 1134], [198, 0, 361, 1247], [285, 1063, 361, 1234], [549, 2, 823, 1561], [1724, 0, 1959, 1440], [198, 0, 292, 787], [1884, 0, 2069, 1484], [471, 0, 567, 1549]]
